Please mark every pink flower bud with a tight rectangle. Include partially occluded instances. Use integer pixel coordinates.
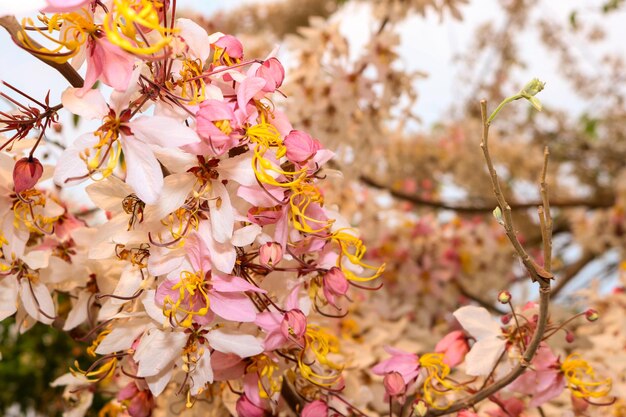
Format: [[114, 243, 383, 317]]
[[280, 309, 307, 340], [13, 157, 43, 193], [322, 267, 349, 308], [501, 313, 512, 324], [565, 331, 575, 343], [384, 372, 407, 397], [283, 130, 321, 164], [434, 330, 469, 368], [259, 242, 282, 268], [585, 308, 599, 322], [302, 400, 328, 417], [214, 35, 244, 60], [236, 395, 266, 417], [255, 58, 285, 92], [498, 290, 512, 304]]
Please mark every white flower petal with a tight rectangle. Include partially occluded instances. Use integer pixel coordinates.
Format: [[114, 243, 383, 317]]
[[86, 175, 133, 213], [145, 367, 173, 396], [465, 336, 507, 376], [190, 350, 213, 395], [61, 88, 108, 120], [19, 278, 55, 325], [95, 320, 149, 354], [453, 305, 502, 340], [54, 133, 98, 186], [206, 329, 264, 358], [209, 181, 234, 243], [129, 116, 200, 148], [218, 153, 256, 186], [135, 328, 187, 377], [231, 224, 262, 247], [0, 275, 18, 321], [121, 136, 163, 205], [148, 172, 196, 219], [63, 291, 92, 331], [177, 18, 211, 61]]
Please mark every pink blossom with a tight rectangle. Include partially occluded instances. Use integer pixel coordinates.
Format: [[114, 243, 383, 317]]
[[457, 411, 479, 417], [118, 383, 155, 417], [83, 37, 135, 93], [283, 130, 321, 164], [434, 330, 469, 367], [195, 99, 239, 155], [258, 242, 283, 268], [302, 400, 328, 417], [255, 58, 285, 92], [13, 157, 43, 193], [322, 267, 349, 308], [214, 35, 244, 60], [236, 395, 267, 417], [280, 309, 307, 340], [372, 346, 420, 384], [509, 344, 565, 407], [384, 371, 407, 397]]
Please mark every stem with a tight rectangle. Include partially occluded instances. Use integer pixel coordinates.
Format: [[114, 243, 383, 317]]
[[423, 99, 553, 416], [0, 16, 84, 88]]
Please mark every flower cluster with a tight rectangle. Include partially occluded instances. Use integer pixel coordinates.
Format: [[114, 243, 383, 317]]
[[0, 1, 384, 415]]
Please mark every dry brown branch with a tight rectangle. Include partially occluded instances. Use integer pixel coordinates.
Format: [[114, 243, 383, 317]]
[[360, 175, 615, 214], [0, 15, 84, 88], [423, 99, 552, 417]]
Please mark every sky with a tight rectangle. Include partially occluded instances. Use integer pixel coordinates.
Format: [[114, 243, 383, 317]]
[[2, 0, 625, 127]]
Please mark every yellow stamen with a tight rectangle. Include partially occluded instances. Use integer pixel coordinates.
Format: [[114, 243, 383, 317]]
[[562, 353, 612, 399], [297, 326, 343, 387], [419, 353, 461, 410], [162, 270, 210, 328], [330, 229, 385, 282], [103, 0, 176, 56]]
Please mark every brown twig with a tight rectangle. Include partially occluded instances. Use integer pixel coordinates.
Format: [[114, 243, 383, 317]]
[[0, 15, 84, 88], [423, 99, 552, 417], [454, 280, 506, 315], [359, 175, 614, 213]]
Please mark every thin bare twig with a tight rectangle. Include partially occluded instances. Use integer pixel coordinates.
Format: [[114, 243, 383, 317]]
[[423, 99, 552, 417]]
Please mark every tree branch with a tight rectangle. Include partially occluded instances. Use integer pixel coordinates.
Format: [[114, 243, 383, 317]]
[[0, 15, 84, 88], [360, 175, 615, 213], [424, 99, 552, 417]]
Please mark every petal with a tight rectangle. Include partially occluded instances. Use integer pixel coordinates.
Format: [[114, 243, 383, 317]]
[[211, 274, 266, 293], [61, 87, 108, 120], [148, 173, 196, 219], [0, 275, 18, 322], [53, 133, 98, 186], [236, 77, 266, 112], [63, 291, 92, 331], [176, 18, 212, 61], [208, 291, 257, 322], [129, 116, 200, 148], [209, 181, 234, 243], [206, 329, 264, 358], [453, 305, 502, 340], [19, 279, 55, 325], [464, 337, 506, 376], [95, 320, 149, 354], [190, 350, 213, 395], [121, 136, 163, 205], [135, 328, 187, 377]]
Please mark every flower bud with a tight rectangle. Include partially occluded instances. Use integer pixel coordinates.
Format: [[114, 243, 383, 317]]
[[283, 130, 321, 164], [519, 78, 546, 111], [501, 313, 512, 325], [565, 331, 575, 343], [280, 309, 307, 340], [236, 395, 266, 417], [498, 290, 512, 304], [413, 400, 428, 417], [434, 330, 469, 367], [13, 157, 44, 193], [255, 58, 285, 93], [301, 400, 328, 417], [322, 267, 349, 308], [384, 372, 407, 397], [584, 308, 599, 322], [259, 242, 282, 268]]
